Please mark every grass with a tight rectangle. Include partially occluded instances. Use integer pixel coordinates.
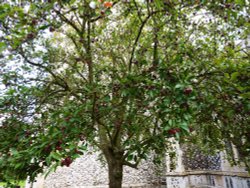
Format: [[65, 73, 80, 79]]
[[0, 181, 25, 187]]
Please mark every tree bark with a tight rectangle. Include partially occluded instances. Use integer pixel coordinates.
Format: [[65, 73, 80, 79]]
[[108, 158, 123, 188], [104, 148, 124, 188]]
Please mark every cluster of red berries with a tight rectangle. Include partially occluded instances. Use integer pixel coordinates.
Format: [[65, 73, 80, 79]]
[[184, 87, 192, 95], [168, 128, 181, 135], [55, 140, 63, 151], [61, 157, 72, 167]]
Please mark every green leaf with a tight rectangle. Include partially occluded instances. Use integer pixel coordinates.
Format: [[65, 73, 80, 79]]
[[14, 163, 23, 170], [240, 92, 250, 99], [38, 25, 50, 30], [175, 84, 183, 89], [168, 119, 173, 126], [46, 156, 51, 165], [235, 0, 245, 5], [0, 42, 6, 53], [50, 152, 61, 161], [180, 122, 189, 132], [154, 0, 164, 9], [231, 72, 239, 80], [127, 154, 133, 161], [44, 162, 59, 179]]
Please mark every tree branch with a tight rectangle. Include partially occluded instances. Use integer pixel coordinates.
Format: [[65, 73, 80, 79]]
[[54, 9, 81, 35], [123, 160, 138, 169], [19, 48, 69, 90], [128, 10, 164, 71], [128, 14, 151, 71]]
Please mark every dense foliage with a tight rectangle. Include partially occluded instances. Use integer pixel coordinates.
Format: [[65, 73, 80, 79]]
[[0, 0, 249, 187]]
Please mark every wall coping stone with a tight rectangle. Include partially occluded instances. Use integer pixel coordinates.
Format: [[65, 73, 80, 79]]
[[164, 170, 250, 178]]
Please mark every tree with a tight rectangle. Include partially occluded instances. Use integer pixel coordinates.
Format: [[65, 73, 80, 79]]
[[0, 0, 249, 187]]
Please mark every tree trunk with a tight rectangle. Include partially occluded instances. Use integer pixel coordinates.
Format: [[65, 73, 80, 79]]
[[104, 149, 124, 188], [107, 157, 123, 188]]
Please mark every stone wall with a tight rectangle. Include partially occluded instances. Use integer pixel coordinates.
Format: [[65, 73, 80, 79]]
[[164, 143, 250, 188], [30, 143, 250, 188], [165, 172, 250, 188], [42, 151, 163, 188]]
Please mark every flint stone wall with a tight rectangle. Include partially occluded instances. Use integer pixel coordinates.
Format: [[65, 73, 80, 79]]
[[43, 151, 163, 188]]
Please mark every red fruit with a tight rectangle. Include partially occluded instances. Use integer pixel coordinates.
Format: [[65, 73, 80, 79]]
[[56, 145, 62, 151], [27, 33, 35, 39], [61, 157, 72, 167], [25, 131, 31, 137], [75, 149, 82, 154], [225, 3, 231, 8], [168, 128, 180, 135], [57, 140, 63, 145], [44, 145, 52, 153], [168, 129, 177, 135], [65, 117, 71, 122], [184, 87, 192, 95], [31, 19, 38, 25], [64, 157, 72, 167], [189, 127, 194, 132], [100, 10, 105, 16]]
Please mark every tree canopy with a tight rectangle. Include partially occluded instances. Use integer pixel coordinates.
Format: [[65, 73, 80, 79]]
[[0, 0, 249, 187]]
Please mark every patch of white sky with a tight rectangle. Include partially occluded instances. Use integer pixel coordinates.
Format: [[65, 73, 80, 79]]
[[0, 45, 49, 124], [187, 3, 249, 49], [0, 1, 75, 124], [0, 0, 57, 93], [0, 39, 50, 91]]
